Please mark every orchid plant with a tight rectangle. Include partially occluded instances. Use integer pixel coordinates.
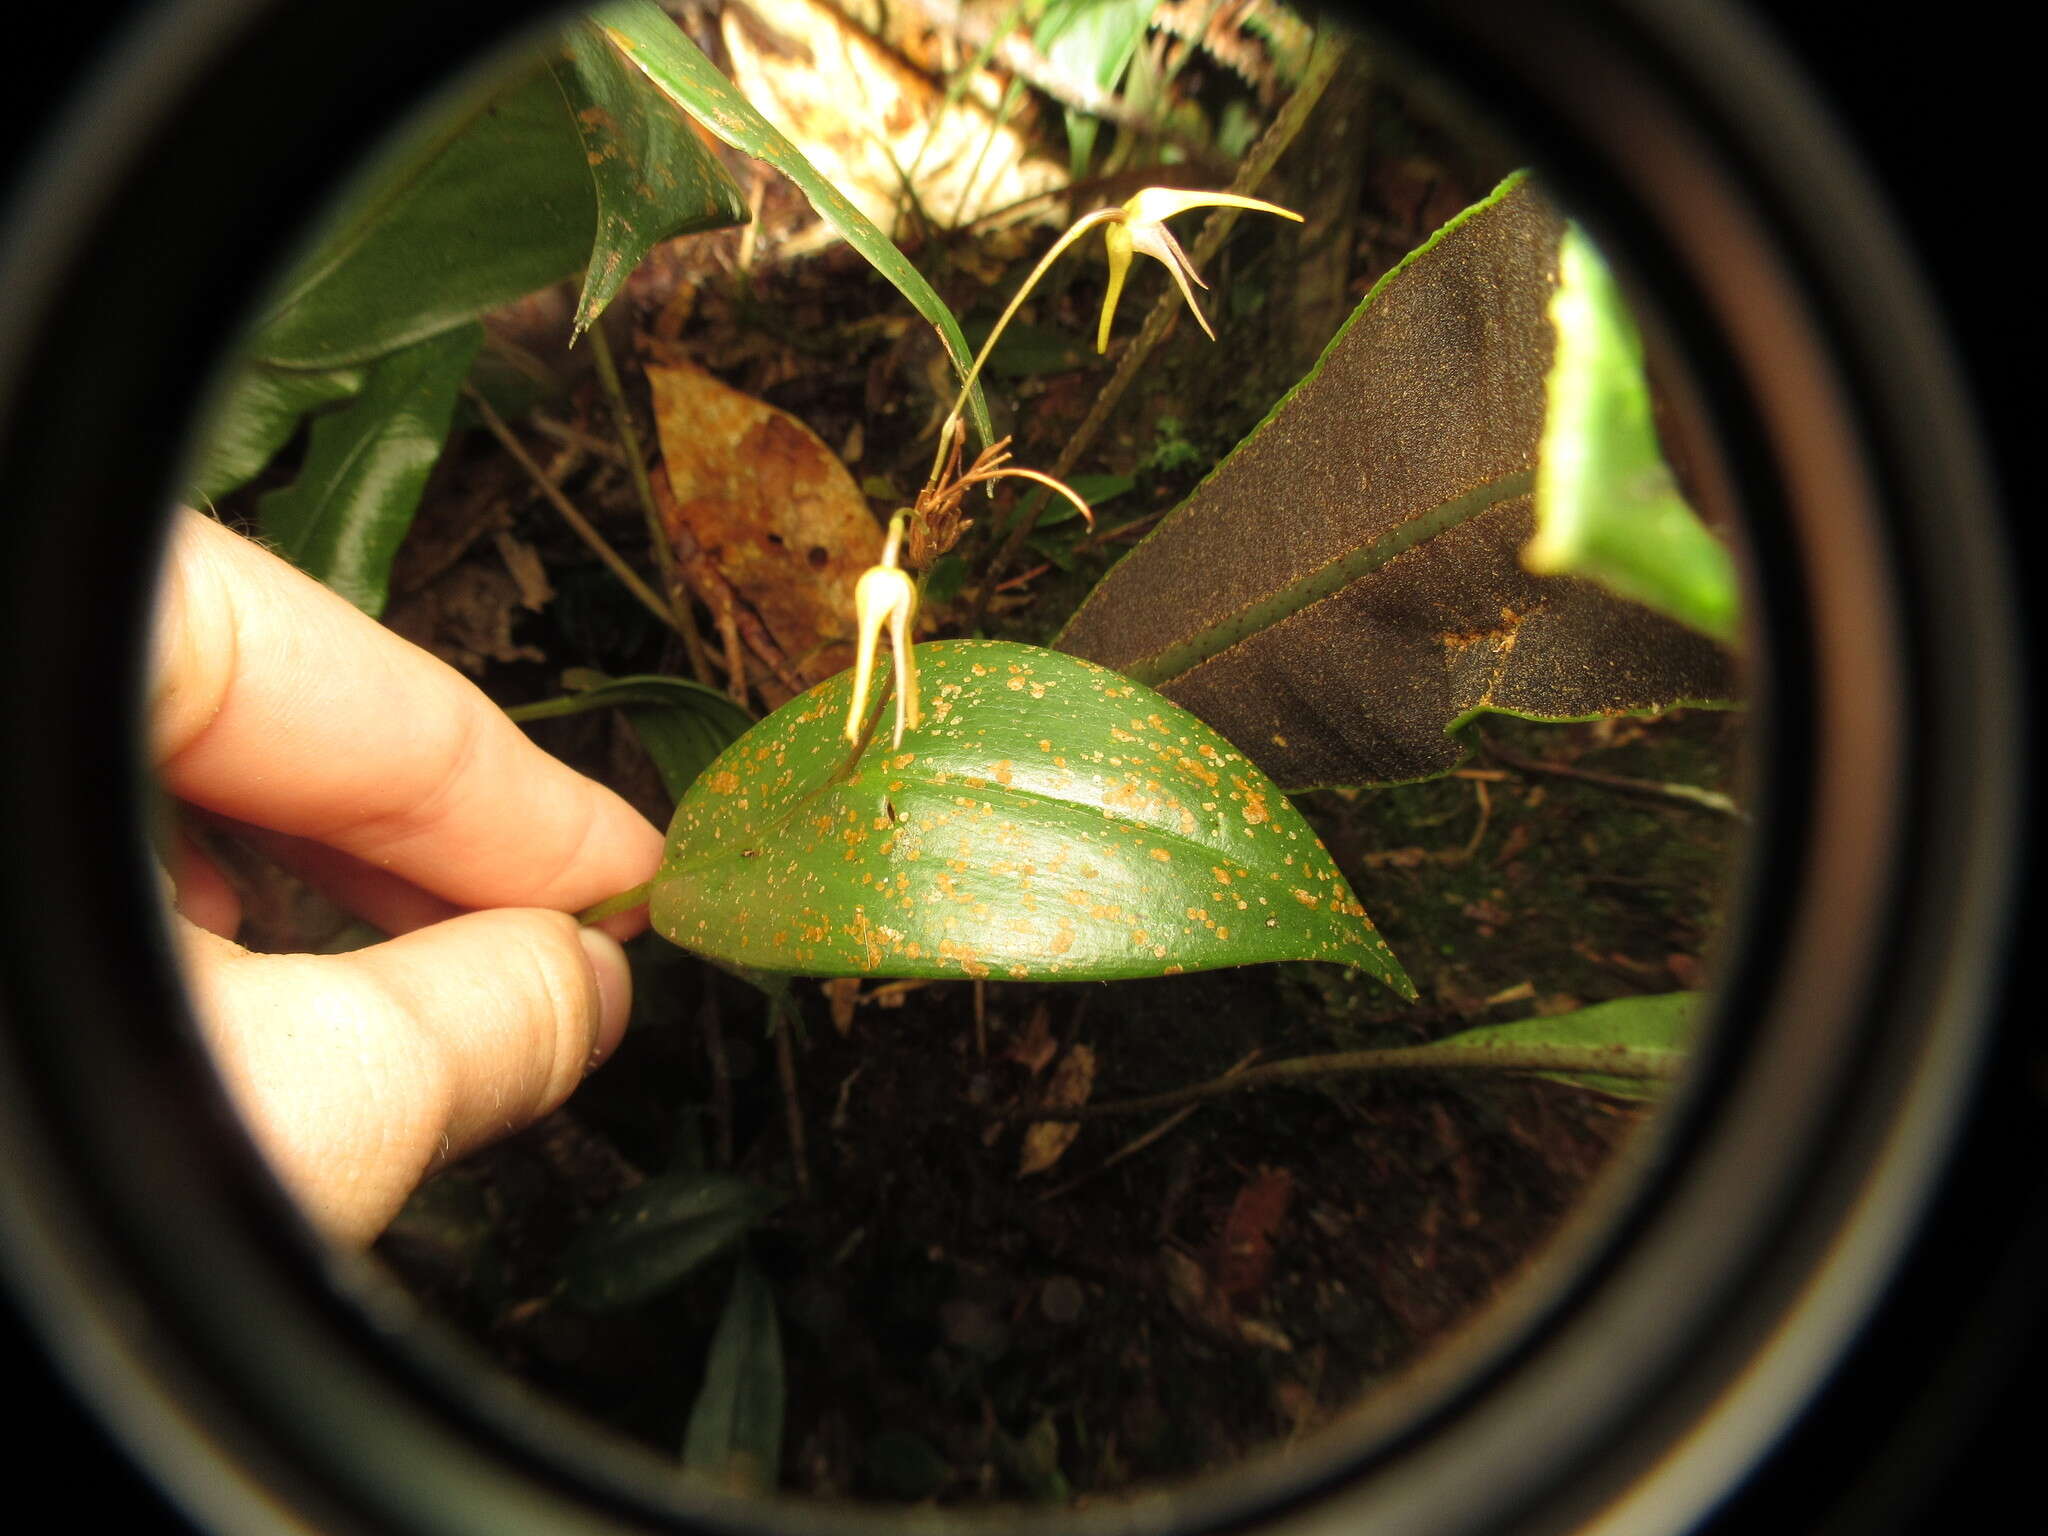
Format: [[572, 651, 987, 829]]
[[843, 188, 1303, 750]]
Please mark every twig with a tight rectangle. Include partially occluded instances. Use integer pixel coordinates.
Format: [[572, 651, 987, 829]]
[[1013, 1040, 1680, 1122], [465, 386, 680, 638], [528, 413, 626, 463], [965, 30, 1346, 629], [771, 993, 811, 1196], [1036, 1047, 1261, 1201], [587, 325, 716, 685], [1480, 734, 1749, 820], [699, 991, 733, 1169]]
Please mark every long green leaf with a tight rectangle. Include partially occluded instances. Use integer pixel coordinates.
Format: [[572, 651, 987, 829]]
[[552, 22, 749, 340], [590, 0, 994, 451], [184, 363, 365, 506], [508, 671, 756, 802], [256, 323, 482, 615], [683, 1262, 785, 1493], [560, 1171, 782, 1312], [1526, 225, 1740, 645], [1056, 175, 1737, 790], [1424, 990, 1698, 1098], [653, 640, 1413, 992], [252, 51, 742, 368]]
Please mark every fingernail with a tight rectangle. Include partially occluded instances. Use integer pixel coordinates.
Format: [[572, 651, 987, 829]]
[[577, 926, 632, 1062]]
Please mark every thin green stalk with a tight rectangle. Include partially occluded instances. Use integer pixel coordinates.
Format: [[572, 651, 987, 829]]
[[929, 206, 1125, 486], [578, 880, 653, 925], [1018, 1040, 1679, 1122]]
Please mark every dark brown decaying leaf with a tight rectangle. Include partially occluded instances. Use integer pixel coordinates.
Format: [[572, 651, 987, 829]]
[[1056, 177, 1737, 789]]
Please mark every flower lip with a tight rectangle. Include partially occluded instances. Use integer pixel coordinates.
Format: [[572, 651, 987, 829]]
[[1095, 189, 1304, 353]]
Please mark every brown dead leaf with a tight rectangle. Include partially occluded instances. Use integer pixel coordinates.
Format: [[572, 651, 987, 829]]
[[1018, 1043, 1095, 1177], [722, 0, 1063, 237], [492, 530, 554, 612], [1004, 1001, 1058, 1076], [822, 977, 862, 1036], [646, 359, 875, 686], [1213, 1166, 1294, 1302], [385, 560, 544, 676], [1159, 1246, 1235, 1337]]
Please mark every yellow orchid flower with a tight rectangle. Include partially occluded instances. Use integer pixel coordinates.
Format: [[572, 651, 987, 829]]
[[1095, 189, 1303, 353], [845, 514, 920, 748]]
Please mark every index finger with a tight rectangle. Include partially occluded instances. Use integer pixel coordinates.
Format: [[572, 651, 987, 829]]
[[151, 510, 663, 918]]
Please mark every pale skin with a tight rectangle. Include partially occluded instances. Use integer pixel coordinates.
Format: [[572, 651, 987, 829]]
[[152, 509, 664, 1246]]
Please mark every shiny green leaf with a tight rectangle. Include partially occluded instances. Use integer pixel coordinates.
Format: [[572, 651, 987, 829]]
[[1057, 175, 1738, 790], [251, 51, 741, 368], [552, 23, 749, 341], [508, 671, 755, 802], [652, 640, 1412, 992], [589, 0, 993, 451], [251, 65, 598, 367], [256, 323, 482, 615], [683, 1263, 784, 1493], [559, 1171, 781, 1312], [1526, 225, 1740, 644], [184, 362, 365, 506]]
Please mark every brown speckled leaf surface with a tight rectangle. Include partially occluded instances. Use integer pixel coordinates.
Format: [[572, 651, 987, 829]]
[[1055, 175, 1737, 788]]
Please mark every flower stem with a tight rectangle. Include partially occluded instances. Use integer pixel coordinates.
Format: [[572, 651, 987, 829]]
[[928, 206, 1124, 487]]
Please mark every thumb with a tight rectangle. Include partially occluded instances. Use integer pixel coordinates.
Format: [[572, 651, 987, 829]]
[[176, 908, 632, 1246]]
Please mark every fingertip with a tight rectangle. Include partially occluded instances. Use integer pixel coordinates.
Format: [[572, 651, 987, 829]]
[[577, 924, 632, 1061]]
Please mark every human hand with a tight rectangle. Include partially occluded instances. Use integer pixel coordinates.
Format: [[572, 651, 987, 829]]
[[151, 509, 664, 1245]]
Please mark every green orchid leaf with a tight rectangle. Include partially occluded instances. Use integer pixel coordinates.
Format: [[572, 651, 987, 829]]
[[589, 0, 994, 452], [652, 640, 1412, 992], [683, 1262, 785, 1493], [1425, 990, 1697, 1098], [184, 362, 365, 506], [1526, 225, 1740, 645], [509, 671, 755, 802], [1056, 175, 1738, 791], [256, 323, 482, 615], [559, 1171, 782, 1312], [552, 22, 749, 341], [251, 49, 741, 369]]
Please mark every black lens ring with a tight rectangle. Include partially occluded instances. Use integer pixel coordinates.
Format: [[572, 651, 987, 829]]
[[1, 3, 2018, 1534]]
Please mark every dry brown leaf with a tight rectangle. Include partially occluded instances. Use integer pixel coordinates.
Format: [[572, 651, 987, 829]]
[[823, 977, 862, 1035], [384, 560, 545, 676], [1018, 1043, 1095, 1177], [1213, 1166, 1293, 1302], [722, 0, 1064, 237], [1159, 1245, 1236, 1338], [645, 359, 875, 685], [493, 530, 555, 612], [1003, 1001, 1058, 1076]]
